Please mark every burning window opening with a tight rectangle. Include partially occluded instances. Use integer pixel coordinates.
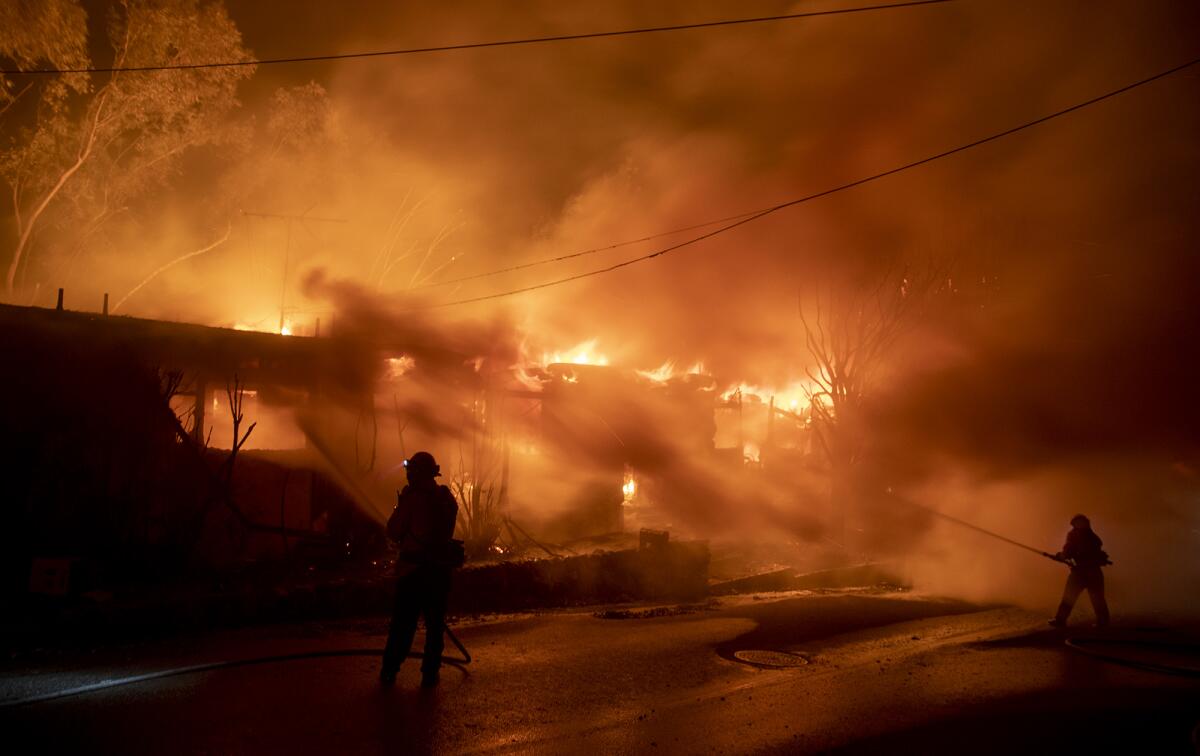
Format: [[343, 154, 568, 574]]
[[622, 470, 637, 503], [743, 441, 761, 464]]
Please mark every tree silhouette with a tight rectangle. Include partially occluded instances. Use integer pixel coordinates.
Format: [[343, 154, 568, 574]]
[[800, 262, 942, 543], [1, 0, 253, 298]]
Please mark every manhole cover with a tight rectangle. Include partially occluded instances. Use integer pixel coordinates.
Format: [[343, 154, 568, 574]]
[[731, 649, 810, 668]]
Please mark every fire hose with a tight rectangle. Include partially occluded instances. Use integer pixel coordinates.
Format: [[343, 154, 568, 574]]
[[887, 497, 1200, 675], [0, 626, 471, 710], [892, 495, 1098, 566], [1062, 637, 1200, 677]]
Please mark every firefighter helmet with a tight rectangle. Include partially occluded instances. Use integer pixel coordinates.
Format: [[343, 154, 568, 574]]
[[404, 451, 441, 478]]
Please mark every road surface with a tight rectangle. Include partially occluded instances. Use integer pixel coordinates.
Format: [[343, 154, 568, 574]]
[[3, 588, 1198, 754]]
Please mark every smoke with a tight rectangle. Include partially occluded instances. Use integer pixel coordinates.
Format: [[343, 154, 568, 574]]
[[815, 171, 1200, 616], [272, 272, 829, 544], [8, 2, 1199, 613]]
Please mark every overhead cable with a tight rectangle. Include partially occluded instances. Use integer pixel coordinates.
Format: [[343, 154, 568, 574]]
[[0, 1, 957, 75], [416, 210, 765, 288], [424, 54, 1200, 309]]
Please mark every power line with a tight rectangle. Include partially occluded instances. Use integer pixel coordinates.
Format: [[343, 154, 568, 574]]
[[1, 1, 958, 75], [425, 55, 1200, 309], [415, 209, 764, 289]]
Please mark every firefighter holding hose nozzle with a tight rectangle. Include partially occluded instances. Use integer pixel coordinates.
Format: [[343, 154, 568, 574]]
[[380, 451, 463, 687], [1049, 514, 1111, 628]]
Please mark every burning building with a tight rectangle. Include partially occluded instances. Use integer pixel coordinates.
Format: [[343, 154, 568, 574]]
[[0, 297, 381, 596], [1, 268, 846, 611]]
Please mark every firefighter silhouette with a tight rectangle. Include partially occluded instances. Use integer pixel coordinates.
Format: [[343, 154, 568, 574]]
[[1049, 514, 1111, 628], [380, 451, 461, 686]]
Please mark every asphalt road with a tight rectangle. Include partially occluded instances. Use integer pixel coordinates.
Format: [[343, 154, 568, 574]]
[[3, 589, 1199, 754]]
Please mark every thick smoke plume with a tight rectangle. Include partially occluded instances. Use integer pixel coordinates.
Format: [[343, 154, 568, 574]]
[[4, 1, 1198, 614]]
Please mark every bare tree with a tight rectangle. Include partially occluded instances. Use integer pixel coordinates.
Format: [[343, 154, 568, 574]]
[[157, 367, 209, 443], [447, 389, 509, 559], [448, 456, 504, 559], [799, 263, 943, 542], [223, 374, 256, 457]]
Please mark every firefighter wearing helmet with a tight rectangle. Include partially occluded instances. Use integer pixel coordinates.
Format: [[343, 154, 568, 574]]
[[1049, 514, 1111, 628], [380, 451, 462, 686]]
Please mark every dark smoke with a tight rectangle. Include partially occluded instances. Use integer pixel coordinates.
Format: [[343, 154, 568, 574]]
[[8, 1, 1198, 614]]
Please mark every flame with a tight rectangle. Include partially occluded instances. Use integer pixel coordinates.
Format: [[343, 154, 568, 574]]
[[622, 470, 637, 502], [744, 441, 761, 463], [544, 339, 608, 367], [635, 360, 707, 383], [514, 364, 547, 391], [386, 355, 415, 379], [230, 318, 292, 336], [721, 381, 813, 414], [636, 361, 676, 383]]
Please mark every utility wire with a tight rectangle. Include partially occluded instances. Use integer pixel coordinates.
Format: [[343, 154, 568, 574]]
[[416, 209, 764, 288], [424, 54, 1200, 309], [0, 1, 957, 75]]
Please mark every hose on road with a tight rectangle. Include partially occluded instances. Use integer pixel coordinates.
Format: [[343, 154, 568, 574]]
[[1, 630, 471, 710], [1064, 636, 1200, 677]]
